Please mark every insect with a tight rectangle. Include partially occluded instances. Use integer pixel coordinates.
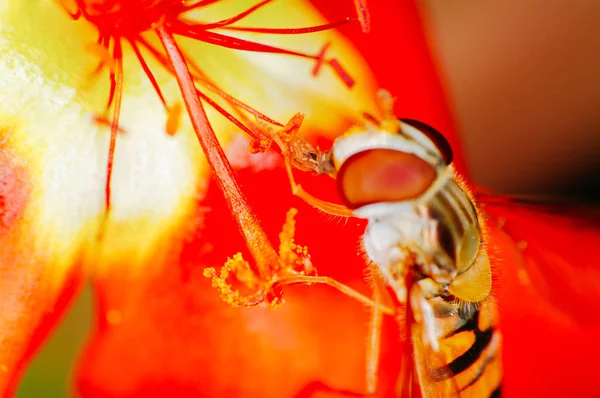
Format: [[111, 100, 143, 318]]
[[220, 90, 491, 397], [268, 88, 600, 398], [204, 85, 600, 396]]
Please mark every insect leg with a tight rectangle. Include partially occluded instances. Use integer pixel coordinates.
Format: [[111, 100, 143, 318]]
[[272, 133, 353, 217], [277, 274, 395, 315], [292, 184, 354, 217], [293, 322, 385, 398], [365, 286, 384, 395], [295, 301, 385, 396]]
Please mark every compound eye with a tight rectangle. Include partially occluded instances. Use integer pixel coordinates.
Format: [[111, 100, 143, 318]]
[[400, 118, 453, 164], [337, 148, 436, 209]]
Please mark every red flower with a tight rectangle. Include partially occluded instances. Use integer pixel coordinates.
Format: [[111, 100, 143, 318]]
[[1, 1, 600, 397]]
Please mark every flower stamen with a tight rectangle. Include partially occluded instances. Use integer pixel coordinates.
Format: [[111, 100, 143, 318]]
[[219, 18, 356, 35], [199, 0, 274, 30], [134, 37, 284, 129], [181, 0, 220, 13], [354, 0, 371, 33], [170, 23, 355, 88], [157, 25, 280, 279], [105, 39, 123, 214], [204, 207, 394, 314], [128, 39, 168, 108], [60, 0, 365, 302]]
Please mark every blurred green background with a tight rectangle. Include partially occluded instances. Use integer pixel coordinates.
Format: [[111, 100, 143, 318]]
[[17, 287, 93, 398]]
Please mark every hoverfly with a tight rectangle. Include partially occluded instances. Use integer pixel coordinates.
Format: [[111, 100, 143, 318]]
[[268, 90, 502, 397], [206, 87, 600, 396]]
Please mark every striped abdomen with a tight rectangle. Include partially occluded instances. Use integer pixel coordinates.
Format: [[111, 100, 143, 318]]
[[412, 294, 502, 398]]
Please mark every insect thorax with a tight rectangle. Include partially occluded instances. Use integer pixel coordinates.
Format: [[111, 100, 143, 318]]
[[359, 167, 482, 302]]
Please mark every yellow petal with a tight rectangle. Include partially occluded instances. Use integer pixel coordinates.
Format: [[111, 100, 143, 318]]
[[1, 0, 378, 277]]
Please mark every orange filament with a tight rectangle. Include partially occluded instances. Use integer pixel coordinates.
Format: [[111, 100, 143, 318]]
[[157, 25, 279, 279], [354, 0, 371, 33], [128, 39, 167, 107], [169, 22, 356, 87], [105, 40, 123, 214]]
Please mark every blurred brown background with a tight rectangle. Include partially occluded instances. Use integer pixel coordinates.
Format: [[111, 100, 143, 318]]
[[420, 0, 600, 199]]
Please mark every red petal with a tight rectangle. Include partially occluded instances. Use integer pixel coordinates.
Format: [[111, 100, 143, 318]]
[[74, 0, 473, 395], [76, 162, 404, 397], [0, 141, 83, 394]]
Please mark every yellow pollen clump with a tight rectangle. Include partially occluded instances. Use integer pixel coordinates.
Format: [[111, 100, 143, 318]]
[[248, 137, 274, 154], [279, 208, 313, 274], [204, 208, 314, 308], [203, 254, 263, 307], [268, 296, 284, 310], [225, 253, 260, 289]]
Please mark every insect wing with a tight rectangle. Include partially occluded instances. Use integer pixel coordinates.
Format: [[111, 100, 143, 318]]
[[478, 194, 600, 324], [477, 194, 600, 396]]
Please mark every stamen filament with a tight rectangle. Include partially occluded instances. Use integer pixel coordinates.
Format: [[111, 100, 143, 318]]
[[172, 25, 318, 59], [136, 37, 284, 128], [136, 38, 267, 136], [156, 26, 278, 278], [181, 0, 221, 13], [170, 22, 354, 87], [201, 0, 273, 30], [219, 18, 356, 34], [195, 89, 258, 140], [105, 40, 124, 213], [354, 0, 371, 33], [128, 39, 167, 107]]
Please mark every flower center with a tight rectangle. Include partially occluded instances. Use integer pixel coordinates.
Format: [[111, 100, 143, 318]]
[[73, 0, 184, 37], [58, 0, 369, 307]]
